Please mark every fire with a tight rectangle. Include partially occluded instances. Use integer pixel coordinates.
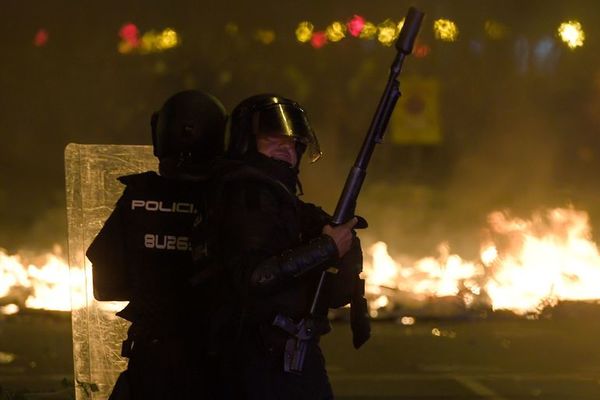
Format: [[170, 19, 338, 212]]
[[0, 246, 83, 313], [364, 207, 600, 315], [2, 206, 600, 317]]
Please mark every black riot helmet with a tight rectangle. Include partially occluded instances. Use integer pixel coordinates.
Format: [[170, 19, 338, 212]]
[[227, 94, 322, 163], [151, 90, 227, 165]]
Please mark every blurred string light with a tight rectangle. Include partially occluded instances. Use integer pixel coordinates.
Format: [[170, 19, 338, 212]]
[[298, 15, 418, 48], [433, 18, 459, 42], [377, 19, 400, 46], [254, 29, 275, 45], [484, 20, 508, 39], [347, 15, 365, 37], [118, 23, 180, 54], [558, 20, 585, 49], [120, 23, 140, 47], [311, 31, 327, 48], [359, 21, 377, 39], [326, 21, 346, 42], [33, 29, 49, 47], [295, 21, 314, 43]]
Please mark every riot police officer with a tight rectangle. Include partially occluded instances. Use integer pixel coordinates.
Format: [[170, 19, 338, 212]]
[[200, 94, 366, 399], [86, 90, 227, 400]]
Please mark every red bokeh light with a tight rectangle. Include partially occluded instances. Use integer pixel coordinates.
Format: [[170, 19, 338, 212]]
[[119, 23, 140, 47], [34, 29, 48, 47], [310, 31, 328, 49], [414, 43, 431, 58], [347, 15, 366, 37]]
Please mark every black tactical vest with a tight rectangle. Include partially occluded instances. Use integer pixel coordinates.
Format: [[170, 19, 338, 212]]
[[87, 171, 206, 329]]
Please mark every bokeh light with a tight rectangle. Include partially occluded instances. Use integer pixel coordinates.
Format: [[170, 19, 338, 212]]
[[347, 15, 365, 37], [255, 29, 276, 45], [484, 20, 508, 39], [377, 19, 400, 46], [33, 29, 49, 47], [359, 21, 377, 39], [296, 21, 314, 43], [326, 21, 346, 42], [558, 20, 585, 49], [311, 31, 328, 48], [434, 18, 459, 42]]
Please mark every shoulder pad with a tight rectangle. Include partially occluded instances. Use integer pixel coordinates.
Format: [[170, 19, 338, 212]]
[[117, 171, 159, 186]]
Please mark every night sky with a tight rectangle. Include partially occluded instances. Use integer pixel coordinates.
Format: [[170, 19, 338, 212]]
[[3, 0, 600, 257]]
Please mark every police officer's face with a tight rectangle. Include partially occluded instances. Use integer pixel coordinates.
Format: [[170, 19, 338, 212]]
[[256, 134, 298, 167]]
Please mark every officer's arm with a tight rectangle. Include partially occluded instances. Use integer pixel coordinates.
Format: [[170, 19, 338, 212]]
[[248, 235, 338, 292], [217, 182, 338, 294], [86, 194, 131, 301]]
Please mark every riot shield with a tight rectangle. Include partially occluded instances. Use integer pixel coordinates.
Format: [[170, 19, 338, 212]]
[[64, 144, 157, 400]]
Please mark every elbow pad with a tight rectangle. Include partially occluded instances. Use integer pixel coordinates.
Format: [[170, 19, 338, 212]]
[[250, 235, 338, 291]]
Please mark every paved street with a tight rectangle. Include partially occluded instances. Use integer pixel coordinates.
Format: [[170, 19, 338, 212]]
[[2, 305, 600, 399]]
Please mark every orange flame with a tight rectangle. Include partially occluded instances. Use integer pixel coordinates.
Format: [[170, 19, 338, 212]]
[[364, 207, 600, 315], [0, 246, 82, 313], [2, 207, 600, 317]]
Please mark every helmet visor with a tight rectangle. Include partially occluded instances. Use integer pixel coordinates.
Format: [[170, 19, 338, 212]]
[[251, 104, 322, 162]]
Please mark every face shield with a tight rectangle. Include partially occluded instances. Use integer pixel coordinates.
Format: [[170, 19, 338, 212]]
[[251, 102, 322, 163]]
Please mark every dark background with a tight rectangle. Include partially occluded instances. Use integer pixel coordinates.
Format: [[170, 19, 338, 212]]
[[3, 0, 600, 261]]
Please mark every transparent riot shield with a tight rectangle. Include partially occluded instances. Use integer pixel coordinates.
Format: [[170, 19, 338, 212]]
[[65, 144, 157, 400]]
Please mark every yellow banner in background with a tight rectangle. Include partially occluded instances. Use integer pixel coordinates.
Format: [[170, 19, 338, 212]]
[[389, 76, 442, 145]]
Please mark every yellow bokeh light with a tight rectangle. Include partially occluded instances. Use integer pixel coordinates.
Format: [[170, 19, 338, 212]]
[[377, 19, 399, 46], [484, 20, 508, 39], [295, 21, 314, 43], [140, 31, 158, 53], [118, 41, 134, 54], [326, 21, 346, 42], [157, 28, 179, 50], [225, 22, 239, 36], [397, 18, 406, 33], [138, 28, 180, 54], [359, 22, 377, 39], [558, 20, 585, 49], [434, 18, 459, 42], [255, 29, 276, 45]]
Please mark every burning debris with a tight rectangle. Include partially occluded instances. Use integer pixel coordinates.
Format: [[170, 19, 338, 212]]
[[363, 206, 600, 318], [0, 246, 81, 314], [2, 207, 600, 319]]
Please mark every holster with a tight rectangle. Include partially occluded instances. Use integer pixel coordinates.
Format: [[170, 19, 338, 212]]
[[272, 314, 328, 374]]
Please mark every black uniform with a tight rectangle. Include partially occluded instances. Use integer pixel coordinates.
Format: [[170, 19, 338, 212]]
[[87, 171, 215, 399], [203, 154, 363, 400]]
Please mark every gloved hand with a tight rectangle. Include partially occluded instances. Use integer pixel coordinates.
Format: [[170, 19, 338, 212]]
[[322, 217, 358, 257]]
